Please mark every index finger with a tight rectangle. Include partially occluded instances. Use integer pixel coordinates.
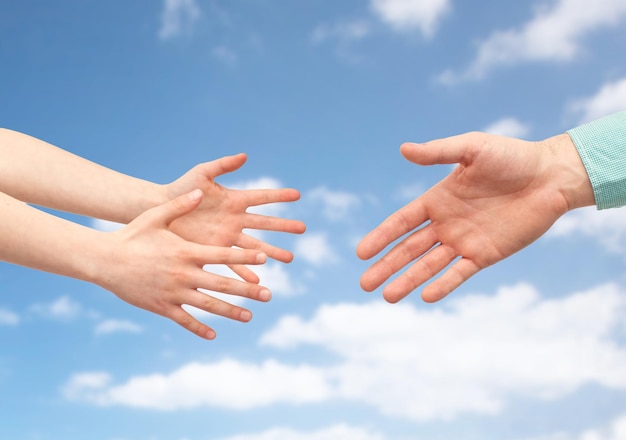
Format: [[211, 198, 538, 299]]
[[356, 197, 429, 260], [243, 188, 301, 206]]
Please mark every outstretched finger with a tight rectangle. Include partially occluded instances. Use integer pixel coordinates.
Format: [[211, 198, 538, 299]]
[[243, 188, 301, 206], [187, 289, 255, 322], [382, 244, 457, 303], [167, 306, 217, 340], [356, 197, 429, 261], [360, 225, 438, 292], [195, 244, 267, 266], [421, 257, 481, 303], [228, 264, 260, 284], [197, 269, 272, 302], [245, 213, 306, 234], [236, 233, 294, 263]]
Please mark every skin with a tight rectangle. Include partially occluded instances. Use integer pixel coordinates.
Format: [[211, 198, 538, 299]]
[[357, 132, 595, 304], [0, 128, 306, 339]]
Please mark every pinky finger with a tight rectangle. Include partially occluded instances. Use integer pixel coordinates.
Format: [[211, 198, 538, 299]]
[[228, 264, 260, 284], [168, 306, 217, 340]]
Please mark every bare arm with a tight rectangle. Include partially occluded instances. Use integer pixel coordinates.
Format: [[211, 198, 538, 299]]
[[0, 128, 160, 223], [0, 128, 305, 269], [0, 189, 271, 339]]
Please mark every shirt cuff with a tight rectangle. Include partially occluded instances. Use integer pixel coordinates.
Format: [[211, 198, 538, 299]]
[[567, 111, 626, 210]]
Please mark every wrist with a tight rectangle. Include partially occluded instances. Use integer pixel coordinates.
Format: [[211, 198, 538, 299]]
[[542, 133, 596, 211], [112, 181, 169, 224], [71, 229, 117, 288]]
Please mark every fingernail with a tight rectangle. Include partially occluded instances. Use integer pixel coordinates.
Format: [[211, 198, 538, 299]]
[[259, 288, 272, 301], [256, 253, 267, 264], [240, 310, 252, 322], [189, 189, 202, 201], [205, 329, 216, 340]]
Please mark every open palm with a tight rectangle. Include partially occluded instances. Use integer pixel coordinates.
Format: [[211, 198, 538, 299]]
[[358, 132, 586, 303], [164, 153, 305, 281]]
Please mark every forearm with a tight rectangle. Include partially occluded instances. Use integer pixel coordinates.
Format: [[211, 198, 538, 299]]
[[0, 190, 104, 283], [0, 128, 166, 223]]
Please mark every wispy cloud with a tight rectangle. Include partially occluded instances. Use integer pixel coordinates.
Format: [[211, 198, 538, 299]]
[[438, 0, 626, 84], [568, 76, 626, 123], [212, 45, 239, 65], [30, 295, 85, 321], [0, 308, 19, 326], [294, 232, 339, 266], [158, 0, 201, 40], [215, 424, 386, 440], [308, 186, 361, 222], [63, 283, 626, 421], [311, 20, 372, 44], [483, 117, 531, 138], [370, 0, 451, 36], [94, 319, 143, 336], [311, 0, 451, 58]]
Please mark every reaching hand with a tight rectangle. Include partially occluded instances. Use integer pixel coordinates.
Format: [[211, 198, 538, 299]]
[[357, 132, 594, 303], [95, 189, 271, 340], [163, 153, 306, 282]]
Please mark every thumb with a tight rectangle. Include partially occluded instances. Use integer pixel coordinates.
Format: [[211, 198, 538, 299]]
[[400, 132, 480, 166], [198, 153, 247, 179], [156, 189, 203, 226]]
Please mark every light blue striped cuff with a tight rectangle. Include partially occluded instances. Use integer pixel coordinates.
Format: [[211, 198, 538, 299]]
[[567, 111, 626, 210]]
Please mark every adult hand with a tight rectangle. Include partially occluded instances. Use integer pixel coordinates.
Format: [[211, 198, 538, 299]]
[[357, 132, 594, 303], [163, 154, 306, 282], [95, 189, 271, 340]]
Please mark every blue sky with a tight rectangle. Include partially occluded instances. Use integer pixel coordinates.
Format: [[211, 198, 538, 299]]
[[1, 0, 626, 439]]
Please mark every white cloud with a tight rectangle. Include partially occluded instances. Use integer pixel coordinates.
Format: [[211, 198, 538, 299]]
[[308, 186, 361, 221], [62, 372, 112, 401], [370, 0, 451, 36], [94, 319, 143, 336], [439, 0, 626, 84], [216, 424, 386, 440], [67, 283, 626, 422], [0, 308, 19, 326], [549, 206, 626, 255], [293, 232, 339, 266], [62, 359, 332, 410], [569, 77, 626, 123], [159, 0, 201, 40], [30, 295, 83, 321], [483, 117, 531, 138], [513, 413, 626, 440], [262, 283, 626, 421]]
